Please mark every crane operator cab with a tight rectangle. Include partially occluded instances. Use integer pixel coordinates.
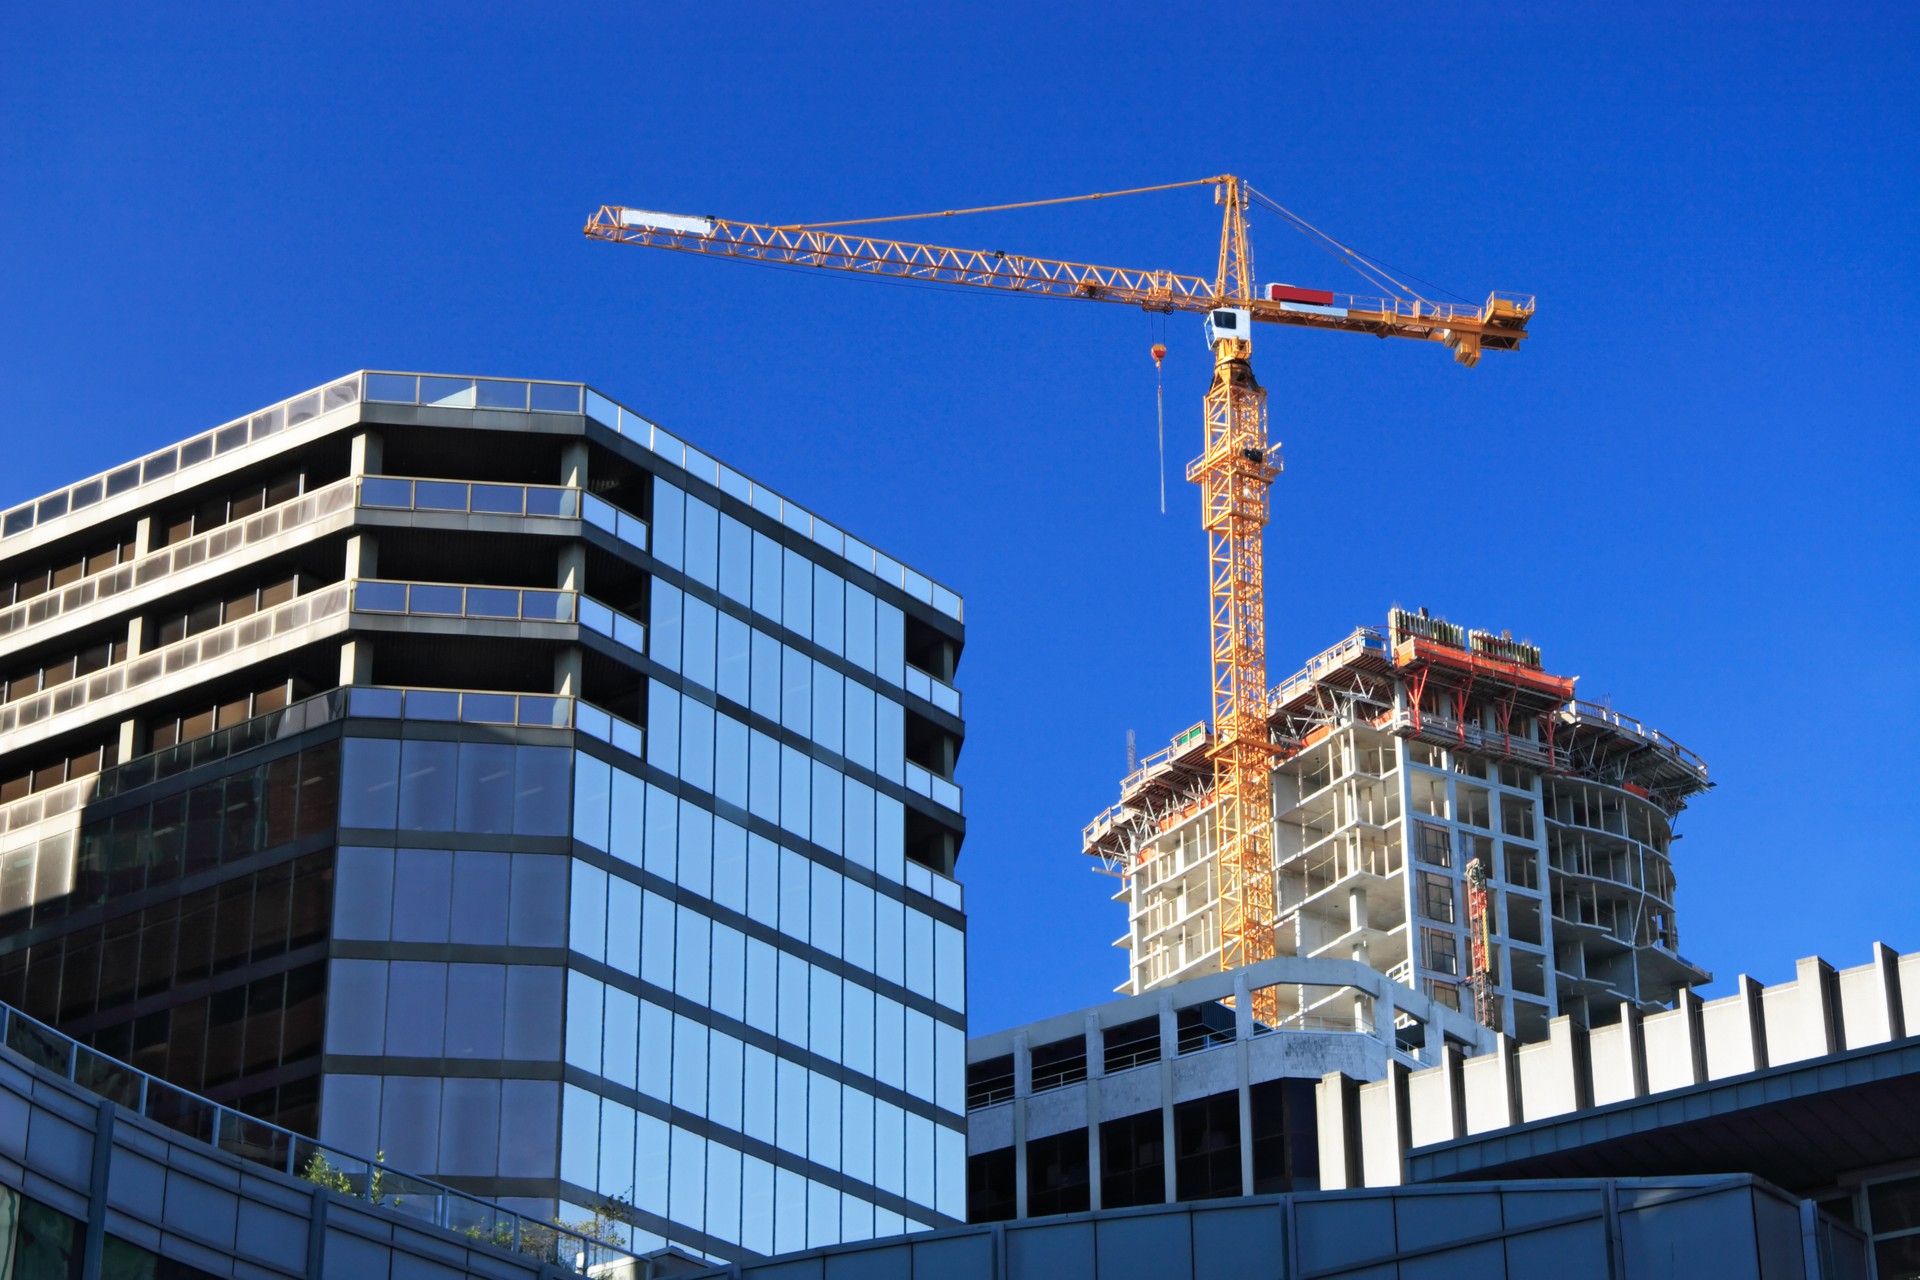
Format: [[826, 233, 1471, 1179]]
[[1205, 307, 1252, 350]]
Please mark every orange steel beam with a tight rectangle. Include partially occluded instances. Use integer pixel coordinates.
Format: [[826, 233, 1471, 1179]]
[[583, 201, 1534, 364]]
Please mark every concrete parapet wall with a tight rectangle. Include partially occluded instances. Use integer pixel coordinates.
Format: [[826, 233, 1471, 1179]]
[[1318, 942, 1914, 1189]]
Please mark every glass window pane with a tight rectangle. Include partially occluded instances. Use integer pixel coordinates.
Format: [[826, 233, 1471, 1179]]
[[775, 1166, 807, 1257], [638, 1001, 674, 1100], [811, 861, 843, 957], [711, 922, 746, 1023], [706, 1138, 743, 1246], [814, 567, 844, 655], [713, 817, 747, 913], [504, 965, 562, 1059], [565, 972, 604, 1071], [682, 595, 717, 691], [877, 601, 905, 685], [386, 960, 447, 1058], [675, 905, 711, 1004], [649, 680, 680, 777], [809, 1071, 842, 1172], [507, 854, 567, 946], [844, 778, 875, 870], [392, 848, 453, 943], [877, 794, 906, 883], [650, 580, 683, 676], [560, 1084, 599, 1188], [876, 893, 904, 986], [874, 1098, 905, 1196], [652, 480, 684, 571], [781, 645, 811, 736], [445, 963, 506, 1060], [603, 987, 638, 1090], [936, 1021, 964, 1115], [685, 497, 719, 588], [810, 966, 842, 1062], [457, 742, 516, 835], [746, 939, 778, 1035], [680, 697, 715, 794], [843, 981, 874, 1077], [573, 752, 612, 851], [842, 1088, 874, 1185], [715, 713, 749, 811], [750, 631, 782, 722], [642, 891, 676, 989], [845, 682, 875, 772], [606, 874, 641, 977], [780, 745, 811, 839], [717, 515, 750, 604], [397, 739, 457, 831], [610, 767, 646, 868], [845, 585, 876, 671], [451, 850, 511, 945], [907, 909, 934, 997], [514, 747, 573, 836], [569, 862, 608, 961], [844, 882, 876, 970], [749, 730, 780, 824], [748, 834, 780, 927], [751, 530, 782, 622], [744, 1046, 775, 1144], [598, 1100, 635, 1199], [340, 738, 400, 828], [325, 959, 387, 1054], [778, 951, 809, 1048], [776, 1057, 808, 1157], [907, 1113, 935, 1207], [812, 664, 844, 755], [812, 761, 844, 855], [717, 614, 751, 706], [645, 781, 678, 881], [673, 1013, 709, 1114], [876, 696, 905, 785], [782, 548, 812, 639], [332, 846, 393, 940]]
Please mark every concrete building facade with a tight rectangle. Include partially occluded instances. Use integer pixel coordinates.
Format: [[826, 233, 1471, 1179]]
[[0, 371, 970, 1261], [1084, 609, 1711, 1043]]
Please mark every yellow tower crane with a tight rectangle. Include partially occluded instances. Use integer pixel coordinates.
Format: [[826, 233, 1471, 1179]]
[[584, 176, 1534, 1022]]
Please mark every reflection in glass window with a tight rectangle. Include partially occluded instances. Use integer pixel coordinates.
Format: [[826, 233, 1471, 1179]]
[[813, 566, 844, 655], [750, 630, 782, 722], [718, 613, 751, 705], [719, 515, 751, 604], [684, 496, 719, 589], [874, 1099, 906, 1197], [778, 952, 808, 1049], [679, 698, 715, 794], [561, 1084, 599, 1189], [340, 737, 401, 828], [672, 1013, 709, 1114], [650, 580, 683, 676], [877, 696, 905, 784], [844, 682, 876, 771], [780, 745, 811, 838], [458, 742, 516, 834], [752, 529, 782, 620], [781, 645, 811, 736], [783, 548, 813, 639], [745, 938, 778, 1035], [678, 799, 713, 898], [500, 1079, 559, 1178], [644, 781, 677, 882], [452, 850, 511, 945], [844, 778, 876, 870], [907, 1007, 935, 1101], [907, 1113, 936, 1207], [778, 848, 810, 943], [708, 1030, 745, 1133], [392, 849, 452, 943], [604, 986, 638, 1089], [843, 881, 876, 969], [747, 834, 779, 927], [877, 793, 907, 883], [874, 995, 905, 1091], [875, 893, 904, 986], [812, 664, 844, 754], [877, 600, 906, 684], [682, 595, 717, 690], [648, 680, 680, 777], [574, 753, 611, 852], [936, 1124, 966, 1220], [845, 585, 876, 671], [642, 891, 675, 989], [606, 875, 641, 976], [936, 920, 966, 1014], [398, 739, 457, 831], [652, 480, 685, 571], [741, 1153, 775, 1256], [715, 713, 749, 811], [565, 972, 603, 1071], [440, 1077, 502, 1177], [674, 905, 711, 1004], [706, 1140, 744, 1246], [743, 1044, 776, 1144], [812, 761, 844, 855], [639, 1001, 673, 1100], [710, 922, 746, 1023], [712, 817, 747, 913], [809, 1181, 840, 1250], [386, 961, 447, 1058], [610, 767, 645, 868], [599, 1102, 635, 1205], [515, 747, 572, 836], [775, 1166, 807, 1258], [670, 1126, 708, 1232], [749, 730, 779, 823], [809, 1071, 842, 1171], [843, 1087, 875, 1184], [906, 909, 934, 997], [507, 854, 567, 946], [569, 861, 607, 961], [842, 981, 875, 1077], [333, 846, 393, 940], [504, 966, 562, 1059], [445, 964, 506, 1059], [776, 1057, 808, 1158], [325, 959, 387, 1054], [636, 1111, 670, 1217]]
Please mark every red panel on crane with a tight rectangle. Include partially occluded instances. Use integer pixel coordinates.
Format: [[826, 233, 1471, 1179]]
[[1266, 283, 1336, 306]]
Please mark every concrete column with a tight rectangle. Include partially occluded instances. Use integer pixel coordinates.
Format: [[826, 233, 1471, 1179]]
[[1012, 1032, 1030, 1219], [1618, 1003, 1650, 1100], [1359, 1062, 1411, 1187], [131, 515, 154, 559], [1672, 989, 1709, 1087], [350, 431, 383, 479], [1084, 1014, 1105, 1211], [115, 718, 144, 764], [1873, 941, 1908, 1045], [345, 533, 378, 581], [554, 649, 583, 698], [561, 439, 590, 489], [125, 614, 146, 658], [1232, 973, 1255, 1197], [557, 543, 586, 592], [1158, 994, 1178, 1204], [339, 639, 373, 687], [1316, 1072, 1364, 1190], [1795, 956, 1841, 1058]]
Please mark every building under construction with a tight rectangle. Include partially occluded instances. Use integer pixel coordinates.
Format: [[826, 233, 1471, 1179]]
[[1084, 608, 1710, 1043]]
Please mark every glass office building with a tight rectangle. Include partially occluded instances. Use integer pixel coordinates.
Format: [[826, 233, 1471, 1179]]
[[0, 372, 968, 1260]]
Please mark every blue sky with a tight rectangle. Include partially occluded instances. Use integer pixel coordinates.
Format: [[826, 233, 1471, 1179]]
[[3, 4, 1915, 1032]]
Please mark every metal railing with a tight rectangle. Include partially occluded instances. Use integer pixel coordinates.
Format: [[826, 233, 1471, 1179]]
[[1564, 700, 1708, 776], [904, 762, 963, 814], [901, 858, 963, 911], [359, 475, 580, 519], [352, 580, 575, 623], [580, 493, 649, 554], [1, 376, 361, 545], [904, 664, 961, 717], [0, 584, 353, 741], [0, 1001, 636, 1273], [0, 478, 358, 643]]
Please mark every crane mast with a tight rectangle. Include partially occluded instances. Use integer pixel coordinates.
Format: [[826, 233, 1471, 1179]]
[[584, 178, 1533, 1026], [1189, 178, 1282, 1021]]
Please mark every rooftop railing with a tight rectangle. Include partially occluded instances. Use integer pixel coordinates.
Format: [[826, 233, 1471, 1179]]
[[358, 475, 580, 519], [0, 999, 637, 1274], [1, 376, 361, 545], [351, 579, 576, 624], [5, 371, 962, 629]]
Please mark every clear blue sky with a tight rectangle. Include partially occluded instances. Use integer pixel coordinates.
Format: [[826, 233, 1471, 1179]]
[[3, 5, 1915, 1033]]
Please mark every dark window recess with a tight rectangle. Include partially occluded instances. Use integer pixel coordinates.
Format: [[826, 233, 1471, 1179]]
[[1250, 1079, 1318, 1193], [1029, 1036, 1088, 1092], [1100, 1110, 1166, 1209], [153, 469, 304, 550], [1025, 1128, 1090, 1218], [966, 1054, 1014, 1110], [103, 1234, 223, 1279], [3, 1189, 83, 1278], [966, 1148, 1017, 1224], [0, 531, 137, 610], [1173, 1092, 1242, 1202], [1103, 1017, 1160, 1073], [145, 574, 306, 653], [1175, 1003, 1235, 1053]]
